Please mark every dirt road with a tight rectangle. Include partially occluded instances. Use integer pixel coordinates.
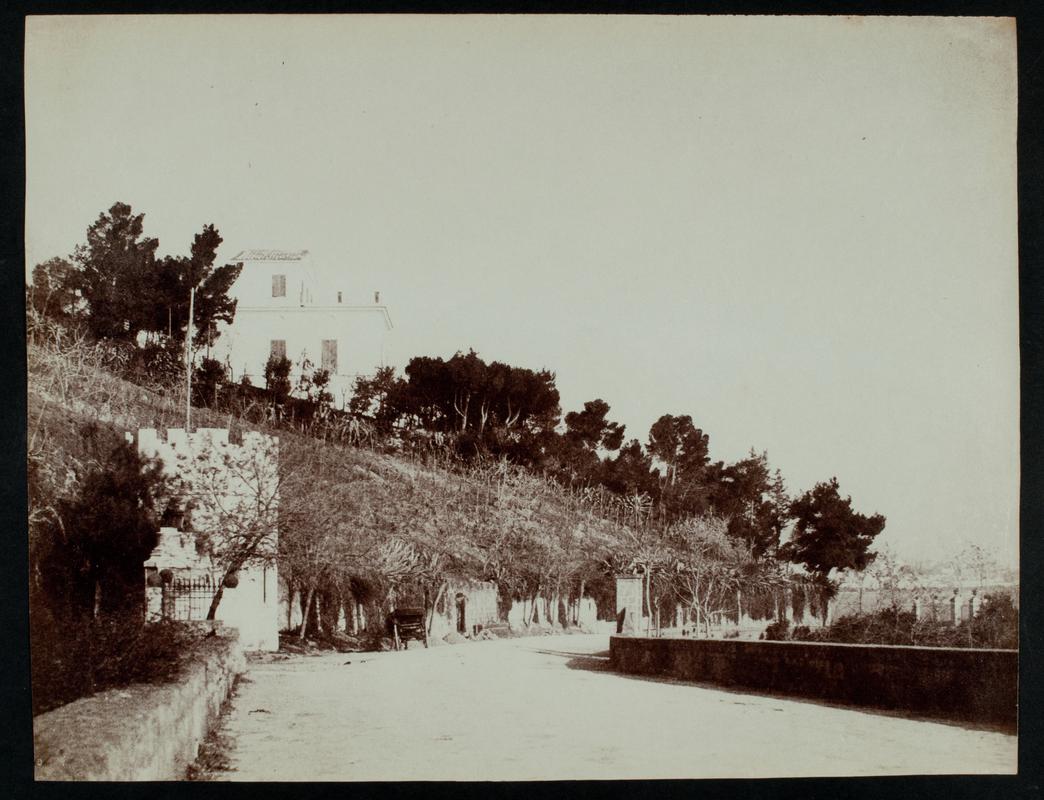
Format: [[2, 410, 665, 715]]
[[203, 634, 1016, 780]]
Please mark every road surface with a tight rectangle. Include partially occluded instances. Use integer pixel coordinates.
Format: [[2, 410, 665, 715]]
[[202, 633, 1016, 780]]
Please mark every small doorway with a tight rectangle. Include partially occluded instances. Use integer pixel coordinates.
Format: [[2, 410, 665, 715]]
[[455, 593, 467, 634]]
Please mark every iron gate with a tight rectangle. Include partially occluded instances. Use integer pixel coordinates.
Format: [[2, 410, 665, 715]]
[[162, 574, 218, 621]]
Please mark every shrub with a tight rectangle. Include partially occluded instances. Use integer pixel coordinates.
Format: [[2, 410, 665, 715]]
[[31, 614, 201, 715], [762, 619, 790, 641], [264, 355, 292, 405], [123, 340, 184, 389], [792, 597, 1019, 649], [193, 358, 228, 408], [817, 605, 917, 645], [791, 625, 814, 641], [964, 593, 1018, 649]]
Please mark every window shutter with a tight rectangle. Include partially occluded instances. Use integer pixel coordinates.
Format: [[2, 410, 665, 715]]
[[272, 274, 286, 297], [270, 339, 286, 360], [321, 339, 338, 373]]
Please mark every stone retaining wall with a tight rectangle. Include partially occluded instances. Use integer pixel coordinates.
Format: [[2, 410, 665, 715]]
[[610, 636, 1017, 730], [33, 630, 245, 780]]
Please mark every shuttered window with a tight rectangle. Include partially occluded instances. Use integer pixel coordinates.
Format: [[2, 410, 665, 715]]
[[270, 340, 286, 361], [272, 274, 286, 297], [321, 339, 338, 373]]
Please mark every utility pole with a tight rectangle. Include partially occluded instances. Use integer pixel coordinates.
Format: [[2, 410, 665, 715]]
[[185, 285, 195, 431]]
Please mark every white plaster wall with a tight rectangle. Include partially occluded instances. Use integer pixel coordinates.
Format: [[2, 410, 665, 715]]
[[227, 254, 319, 308], [427, 580, 500, 638], [214, 564, 279, 651], [212, 307, 389, 403]]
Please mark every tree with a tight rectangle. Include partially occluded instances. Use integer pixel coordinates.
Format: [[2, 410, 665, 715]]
[[397, 350, 561, 448], [550, 399, 627, 486], [949, 542, 1002, 590], [710, 450, 782, 558], [28, 257, 81, 323], [647, 414, 710, 487], [766, 468, 792, 555], [143, 224, 242, 346], [180, 433, 281, 620], [601, 438, 656, 497], [296, 356, 333, 408], [645, 414, 713, 521], [35, 425, 166, 619], [70, 205, 240, 344], [265, 354, 293, 405], [781, 477, 885, 579], [278, 439, 372, 639], [349, 366, 408, 431], [72, 202, 160, 340], [964, 593, 1018, 649], [193, 358, 228, 408], [663, 515, 775, 637], [564, 399, 625, 452], [186, 225, 242, 346]]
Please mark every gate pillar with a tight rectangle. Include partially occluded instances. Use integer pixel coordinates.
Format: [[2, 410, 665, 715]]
[[615, 574, 643, 635]]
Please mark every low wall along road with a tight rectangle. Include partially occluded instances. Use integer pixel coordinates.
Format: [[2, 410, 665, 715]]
[[610, 636, 1017, 730], [33, 629, 246, 781]]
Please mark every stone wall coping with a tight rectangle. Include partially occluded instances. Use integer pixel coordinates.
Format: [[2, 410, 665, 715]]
[[610, 635, 1018, 655], [610, 634, 1018, 730]]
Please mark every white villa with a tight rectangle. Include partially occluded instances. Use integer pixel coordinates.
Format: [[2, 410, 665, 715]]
[[210, 249, 393, 405]]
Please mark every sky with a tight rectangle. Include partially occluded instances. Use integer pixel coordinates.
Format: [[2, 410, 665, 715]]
[[24, 15, 1019, 568]]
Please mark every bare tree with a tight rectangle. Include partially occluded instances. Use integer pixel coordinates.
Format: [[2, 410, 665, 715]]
[[174, 432, 280, 620], [662, 515, 778, 637]]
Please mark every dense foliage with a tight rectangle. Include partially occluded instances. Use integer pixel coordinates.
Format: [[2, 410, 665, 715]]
[[763, 594, 1018, 649], [30, 422, 168, 620], [26, 407, 202, 714], [30, 617, 201, 715], [781, 477, 885, 579], [29, 202, 241, 345]]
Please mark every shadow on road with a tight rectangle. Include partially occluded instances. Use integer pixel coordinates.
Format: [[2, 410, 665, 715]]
[[532, 646, 1015, 736], [530, 648, 613, 672]]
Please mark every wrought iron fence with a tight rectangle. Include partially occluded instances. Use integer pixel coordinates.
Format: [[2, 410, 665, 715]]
[[161, 574, 218, 621]]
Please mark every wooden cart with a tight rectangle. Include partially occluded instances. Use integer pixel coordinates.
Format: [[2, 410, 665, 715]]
[[386, 607, 429, 650]]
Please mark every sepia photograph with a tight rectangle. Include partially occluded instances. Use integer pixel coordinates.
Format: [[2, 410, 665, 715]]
[[24, 13, 1019, 781]]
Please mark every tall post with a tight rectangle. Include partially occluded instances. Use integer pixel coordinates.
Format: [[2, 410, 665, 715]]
[[645, 566, 652, 637], [185, 285, 195, 431]]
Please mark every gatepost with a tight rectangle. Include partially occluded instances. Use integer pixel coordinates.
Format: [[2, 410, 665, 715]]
[[615, 574, 643, 635]]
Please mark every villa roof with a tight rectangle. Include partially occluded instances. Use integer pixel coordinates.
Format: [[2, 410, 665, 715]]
[[231, 249, 310, 262]]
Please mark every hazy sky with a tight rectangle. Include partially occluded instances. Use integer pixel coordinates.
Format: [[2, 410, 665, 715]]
[[25, 15, 1019, 567]]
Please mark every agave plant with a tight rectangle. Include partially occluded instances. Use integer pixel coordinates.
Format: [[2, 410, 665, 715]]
[[621, 491, 653, 527]]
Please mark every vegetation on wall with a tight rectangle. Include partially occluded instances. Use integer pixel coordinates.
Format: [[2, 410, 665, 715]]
[[763, 594, 1018, 650]]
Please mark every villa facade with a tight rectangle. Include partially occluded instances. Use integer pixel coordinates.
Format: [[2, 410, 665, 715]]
[[211, 249, 393, 405]]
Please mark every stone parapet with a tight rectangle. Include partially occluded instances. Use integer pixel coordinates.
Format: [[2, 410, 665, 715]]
[[33, 631, 245, 780], [610, 636, 1017, 730]]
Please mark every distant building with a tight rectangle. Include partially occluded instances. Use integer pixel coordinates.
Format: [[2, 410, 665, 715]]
[[210, 249, 393, 405]]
